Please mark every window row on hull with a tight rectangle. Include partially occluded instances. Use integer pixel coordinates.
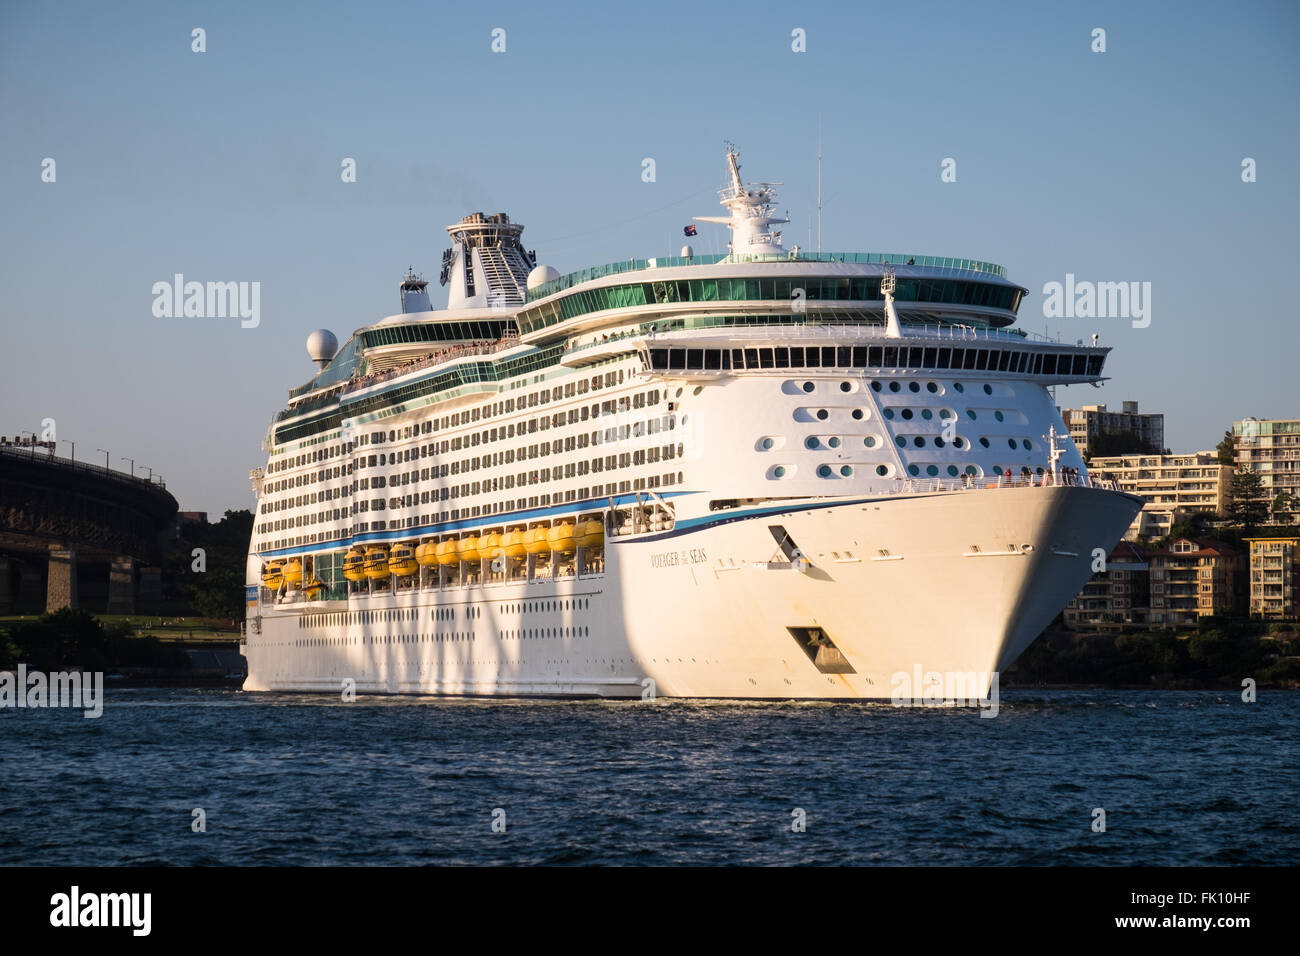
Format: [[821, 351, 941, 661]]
[[647, 344, 1104, 377]]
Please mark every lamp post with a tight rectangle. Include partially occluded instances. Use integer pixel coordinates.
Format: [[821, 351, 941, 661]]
[[138, 465, 153, 482], [61, 439, 75, 463], [97, 448, 109, 470], [121, 456, 134, 477]]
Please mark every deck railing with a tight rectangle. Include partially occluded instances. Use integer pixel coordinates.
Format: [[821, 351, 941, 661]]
[[562, 321, 1088, 354]]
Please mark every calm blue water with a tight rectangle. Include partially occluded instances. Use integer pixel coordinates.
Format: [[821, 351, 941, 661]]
[[1, 689, 1296, 866]]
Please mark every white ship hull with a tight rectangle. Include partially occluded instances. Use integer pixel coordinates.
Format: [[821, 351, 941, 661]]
[[242, 485, 1140, 699]]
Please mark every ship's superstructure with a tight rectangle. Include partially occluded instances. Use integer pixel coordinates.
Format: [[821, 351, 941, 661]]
[[241, 147, 1141, 699]]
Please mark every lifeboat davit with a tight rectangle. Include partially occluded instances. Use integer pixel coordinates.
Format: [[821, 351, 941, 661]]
[[342, 551, 366, 582], [303, 578, 327, 599], [548, 522, 577, 553], [524, 527, 551, 556], [388, 543, 418, 577], [576, 519, 604, 549], [502, 529, 527, 558], [363, 546, 390, 580]]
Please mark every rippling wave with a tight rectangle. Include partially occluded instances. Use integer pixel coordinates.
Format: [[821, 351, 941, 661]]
[[1, 689, 1295, 865]]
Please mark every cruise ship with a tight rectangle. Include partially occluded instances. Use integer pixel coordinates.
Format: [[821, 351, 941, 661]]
[[241, 147, 1142, 700]]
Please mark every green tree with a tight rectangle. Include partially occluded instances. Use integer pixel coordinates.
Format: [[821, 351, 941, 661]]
[[1271, 492, 1299, 525], [169, 510, 255, 621], [1216, 429, 1236, 465], [1226, 469, 1268, 530]]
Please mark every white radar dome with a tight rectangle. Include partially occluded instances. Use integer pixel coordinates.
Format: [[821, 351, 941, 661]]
[[527, 265, 561, 291], [680, 245, 694, 258], [307, 329, 338, 369]]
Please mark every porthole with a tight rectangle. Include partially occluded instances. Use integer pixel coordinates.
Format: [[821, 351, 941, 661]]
[[871, 381, 882, 392], [979, 437, 990, 448], [761, 438, 774, 450], [901, 408, 913, 420], [934, 437, 945, 448], [818, 464, 832, 478], [994, 410, 1004, 422], [840, 465, 853, 477], [953, 437, 965, 449], [883, 408, 895, 420], [908, 464, 920, 476], [851, 409, 864, 420], [1023, 439, 1033, 450], [965, 465, 978, 476], [926, 465, 939, 477], [927, 382, 939, 393], [889, 381, 901, 392], [983, 384, 993, 395], [828, 437, 841, 448], [913, 436, 925, 447], [1008, 438, 1017, 449], [864, 436, 877, 448], [967, 410, 977, 420], [921, 409, 933, 420], [802, 382, 815, 393], [840, 381, 852, 392], [895, 436, 907, 447], [876, 465, 889, 476], [805, 436, 819, 449], [993, 465, 1003, 475], [939, 408, 953, 419], [816, 409, 829, 421], [773, 466, 786, 478], [693, 386, 704, 395], [1036, 467, 1045, 475], [947, 465, 959, 476], [954, 382, 965, 392], [908, 382, 920, 393]]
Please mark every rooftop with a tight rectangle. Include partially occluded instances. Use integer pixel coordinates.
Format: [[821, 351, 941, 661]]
[[525, 251, 1010, 302]]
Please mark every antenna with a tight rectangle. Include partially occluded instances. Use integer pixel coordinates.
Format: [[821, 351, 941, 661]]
[[816, 116, 823, 254], [882, 265, 902, 339]]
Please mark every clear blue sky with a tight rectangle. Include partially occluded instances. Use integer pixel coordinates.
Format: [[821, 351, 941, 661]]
[[2, 0, 1297, 514]]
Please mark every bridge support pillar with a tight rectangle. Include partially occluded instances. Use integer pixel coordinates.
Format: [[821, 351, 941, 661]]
[[108, 555, 136, 614], [138, 566, 163, 604], [46, 547, 78, 612], [0, 556, 12, 613]]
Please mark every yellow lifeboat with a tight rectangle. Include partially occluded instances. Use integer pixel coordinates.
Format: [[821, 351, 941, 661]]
[[303, 577, 327, 599], [415, 542, 439, 567], [576, 519, 604, 549], [363, 546, 390, 580], [502, 529, 527, 558], [261, 560, 284, 589], [548, 522, 577, 553], [479, 532, 503, 562], [524, 526, 551, 556], [458, 535, 481, 563], [388, 543, 418, 577], [435, 539, 459, 566], [282, 558, 304, 588], [342, 551, 366, 582]]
